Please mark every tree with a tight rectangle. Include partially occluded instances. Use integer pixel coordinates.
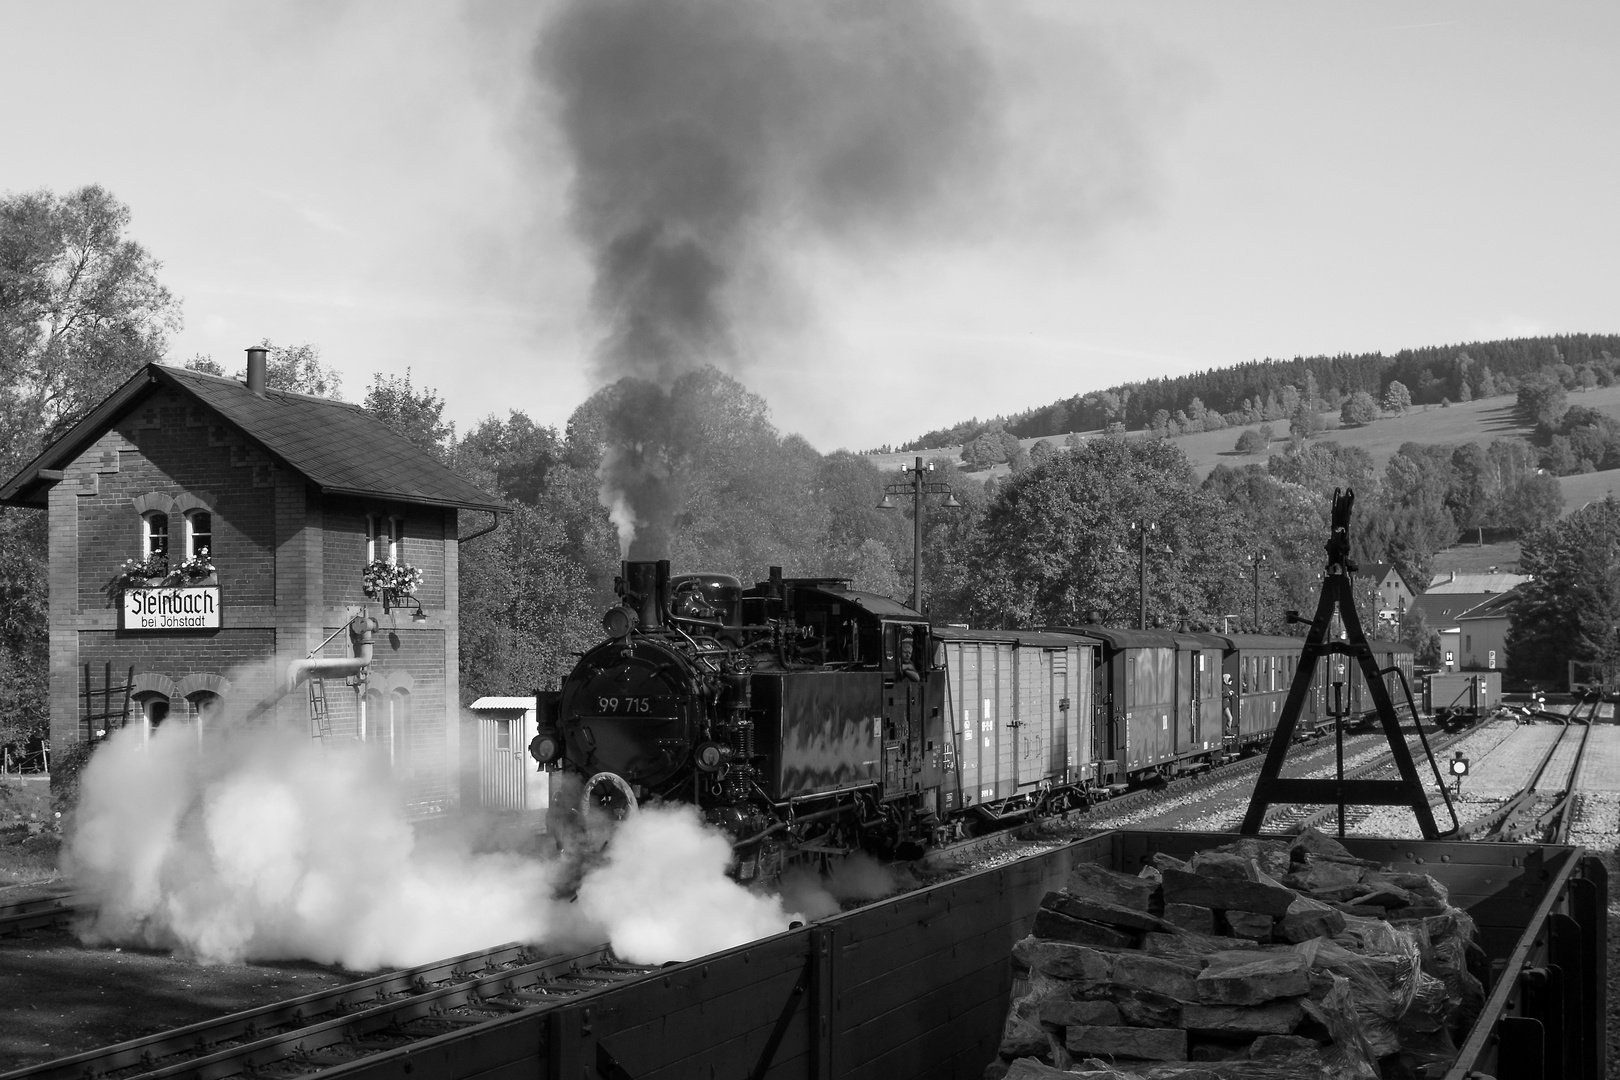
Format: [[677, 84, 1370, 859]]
[[1234, 429, 1267, 455], [1508, 496, 1620, 686], [1396, 605, 1441, 667], [182, 353, 225, 376], [1382, 381, 1411, 415], [1340, 391, 1378, 427], [1516, 371, 1567, 430], [364, 369, 455, 459], [0, 185, 177, 749], [1, 184, 180, 475], [968, 438, 1249, 629], [258, 340, 342, 398]]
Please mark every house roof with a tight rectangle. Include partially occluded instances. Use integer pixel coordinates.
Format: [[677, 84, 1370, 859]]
[[470, 697, 537, 711], [1456, 590, 1520, 621], [1425, 571, 1531, 594], [1361, 561, 1411, 591], [1411, 591, 1495, 624], [0, 364, 506, 513]]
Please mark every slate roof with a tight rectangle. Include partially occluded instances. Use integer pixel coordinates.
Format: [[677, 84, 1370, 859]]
[[1425, 571, 1531, 594], [1455, 590, 1520, 622], [1, 364, 505, 512]]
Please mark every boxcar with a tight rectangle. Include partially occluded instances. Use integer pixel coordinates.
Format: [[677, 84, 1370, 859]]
[[1043, 626, 1186, 783], [932, 627, 1096, 821]]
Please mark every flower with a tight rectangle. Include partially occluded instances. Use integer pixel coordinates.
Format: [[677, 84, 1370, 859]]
[[175, 548, 216, 583], [114, 554, 170, 589], [362, 559, 424, 600]]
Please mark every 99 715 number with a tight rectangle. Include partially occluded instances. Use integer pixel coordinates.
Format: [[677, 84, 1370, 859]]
[[599, 696, 653, 714]]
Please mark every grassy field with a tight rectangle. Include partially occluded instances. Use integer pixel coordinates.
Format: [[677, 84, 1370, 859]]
[[875, 385, 1620, 518]]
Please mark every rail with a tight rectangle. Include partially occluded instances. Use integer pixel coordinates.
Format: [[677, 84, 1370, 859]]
[[0, 891, 87, 937], [1460, 694, 1600, 842], [0, 942, 649, 1080]]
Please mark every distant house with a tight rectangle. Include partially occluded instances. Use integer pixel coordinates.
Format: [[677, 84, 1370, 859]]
[[1361, 562, 1415, 625], [1455, 590, 1517, 671], [1411, 570, 1532, 630]]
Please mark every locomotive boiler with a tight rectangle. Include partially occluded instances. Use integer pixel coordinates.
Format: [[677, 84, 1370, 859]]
[[529, 560, 951, 879]]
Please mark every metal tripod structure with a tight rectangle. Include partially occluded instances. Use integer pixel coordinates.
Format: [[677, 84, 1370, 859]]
[[1239, 489, 1457, 840]]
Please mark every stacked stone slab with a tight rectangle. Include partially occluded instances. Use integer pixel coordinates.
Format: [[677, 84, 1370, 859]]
[[988, 830, 1484, 1080]]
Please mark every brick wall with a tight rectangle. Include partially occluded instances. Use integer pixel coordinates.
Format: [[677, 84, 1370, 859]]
[[72, 391, 277, 612]]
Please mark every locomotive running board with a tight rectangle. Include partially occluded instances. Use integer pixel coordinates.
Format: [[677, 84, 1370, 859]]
[[1239, 489, 1454, 840]]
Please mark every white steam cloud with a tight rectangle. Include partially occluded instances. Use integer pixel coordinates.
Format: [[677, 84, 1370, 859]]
[[66, 722, 807, 970]]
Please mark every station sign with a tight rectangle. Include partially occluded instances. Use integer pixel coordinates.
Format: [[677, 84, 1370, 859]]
[[123, 585, 221, 630]]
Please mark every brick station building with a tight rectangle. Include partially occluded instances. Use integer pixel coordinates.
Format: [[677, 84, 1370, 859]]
[[0, 351, 505, 813]]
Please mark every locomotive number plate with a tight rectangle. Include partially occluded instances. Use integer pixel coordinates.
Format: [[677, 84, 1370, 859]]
[[593, 695, 676, 715]]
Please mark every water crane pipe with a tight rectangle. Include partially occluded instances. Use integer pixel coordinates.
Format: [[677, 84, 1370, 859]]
[[288, 614, 377, 691]]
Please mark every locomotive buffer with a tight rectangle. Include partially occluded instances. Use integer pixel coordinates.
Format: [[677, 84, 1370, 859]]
[[1239, 489, 1457, 840]]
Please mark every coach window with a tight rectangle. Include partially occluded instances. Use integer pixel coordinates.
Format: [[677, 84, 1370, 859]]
[[1124, 657, 1135, 709], [144, 512, 170, 559], [185, 511, 212, 559]]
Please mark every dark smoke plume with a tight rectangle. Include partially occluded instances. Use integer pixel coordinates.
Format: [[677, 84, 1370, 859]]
[[538, 0, 1001, 556]]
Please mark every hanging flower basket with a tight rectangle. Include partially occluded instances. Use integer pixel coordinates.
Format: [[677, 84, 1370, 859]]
[[363, 559, 424, 601], [174, 548, 217, 584]]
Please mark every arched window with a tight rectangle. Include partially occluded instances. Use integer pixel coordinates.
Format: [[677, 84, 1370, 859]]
[[144, 513, 170, 559], [131, 693, 170, 744], [185, 511, 212, 560], [367, 513, 404, 564], [189, 691, 223, 725]]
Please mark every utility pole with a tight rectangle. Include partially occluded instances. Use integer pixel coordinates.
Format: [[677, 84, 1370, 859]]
[[878, 457, 961, 611]]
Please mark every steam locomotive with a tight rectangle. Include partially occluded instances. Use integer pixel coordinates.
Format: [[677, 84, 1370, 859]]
[[528, 560, 1413, 877]]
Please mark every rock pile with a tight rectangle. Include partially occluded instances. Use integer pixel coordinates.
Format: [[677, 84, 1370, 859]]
[[989, 830, 1485, 1080]]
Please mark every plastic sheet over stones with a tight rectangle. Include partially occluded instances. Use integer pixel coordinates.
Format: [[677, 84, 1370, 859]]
[[988, 828, 1482, 1080]]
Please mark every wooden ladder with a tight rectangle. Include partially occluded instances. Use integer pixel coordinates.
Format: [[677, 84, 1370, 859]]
[[307, 677, 333, 742]]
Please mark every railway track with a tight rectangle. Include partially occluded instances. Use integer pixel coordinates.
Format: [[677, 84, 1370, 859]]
[[0, 890, 86, 937], [1254, 724, 1478, 837], [0, 941, 658, 1080], [1459, 696, 1601, 842]]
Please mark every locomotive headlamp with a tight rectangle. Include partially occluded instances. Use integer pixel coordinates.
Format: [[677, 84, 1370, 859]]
[[1449, 752, 1469, 777], [602, 605, 637, 639], [529, 731, 562, 766], [695, 741, 731, 772]]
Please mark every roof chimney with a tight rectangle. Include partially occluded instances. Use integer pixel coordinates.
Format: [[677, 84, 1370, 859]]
[[245, 346, 268, 396], [1450, 570, 1456, 583]]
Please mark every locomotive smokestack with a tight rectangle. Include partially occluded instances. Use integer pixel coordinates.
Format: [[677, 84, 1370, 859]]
[[620, 560, 671, 631], [245, 346, 268, 397]]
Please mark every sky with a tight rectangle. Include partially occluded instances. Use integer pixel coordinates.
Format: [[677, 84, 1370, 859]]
[[2, 1, 1616, 453]]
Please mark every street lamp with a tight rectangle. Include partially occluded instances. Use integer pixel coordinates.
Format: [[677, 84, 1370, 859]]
[[1247, 551, 1268, 631], [1130, 519, 1159, 630], [877, 456, 961, 611]]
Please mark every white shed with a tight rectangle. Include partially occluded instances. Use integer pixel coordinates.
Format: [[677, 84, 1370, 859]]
[[465, 697, 549, 811]]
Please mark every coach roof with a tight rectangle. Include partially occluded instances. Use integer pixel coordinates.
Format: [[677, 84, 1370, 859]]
[[0, 363, 506, 512]]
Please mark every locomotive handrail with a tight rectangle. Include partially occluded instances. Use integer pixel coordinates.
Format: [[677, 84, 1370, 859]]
[[1384, 664, 1460, 836]]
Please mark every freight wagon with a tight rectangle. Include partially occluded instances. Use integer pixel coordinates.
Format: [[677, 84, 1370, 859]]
[[265, 830, 1600, 1080], [932, 627, 1096, 824]]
